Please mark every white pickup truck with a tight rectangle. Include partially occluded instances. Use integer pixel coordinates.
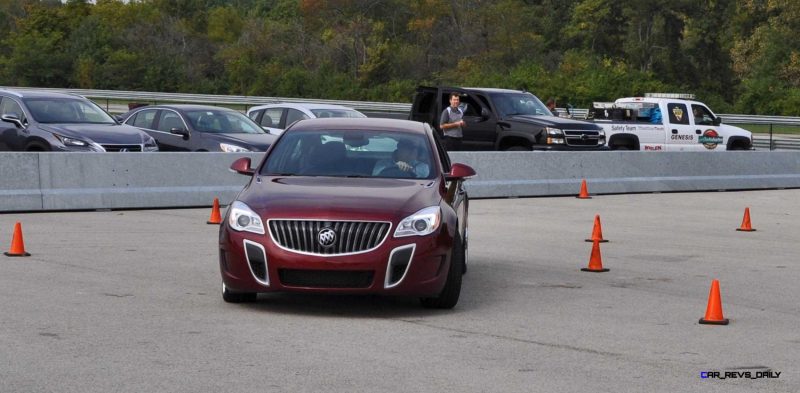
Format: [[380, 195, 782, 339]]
[[589, 93, 753, 151]]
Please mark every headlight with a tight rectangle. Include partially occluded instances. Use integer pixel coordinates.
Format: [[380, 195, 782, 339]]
[[54, 134, 90, 147], [220, 143, 250, 153], [144, 136, 159, 152], [394, 206, 441, 237], [545, 127, 563, 136], [228, 201, 265, 234]]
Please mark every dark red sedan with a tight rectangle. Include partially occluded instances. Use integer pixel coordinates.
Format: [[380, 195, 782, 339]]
[[219, 118, 475, 308]]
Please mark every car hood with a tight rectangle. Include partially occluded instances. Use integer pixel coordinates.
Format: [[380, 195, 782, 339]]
[[39, 123, 150, 144], [504, 115, 602, 130], [718, 123, 752, 138], [211, 133, 277, 151], [239, 176, 442, 221]]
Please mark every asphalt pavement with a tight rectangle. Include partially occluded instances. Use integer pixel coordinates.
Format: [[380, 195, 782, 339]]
[[1, 190, 798, 392]]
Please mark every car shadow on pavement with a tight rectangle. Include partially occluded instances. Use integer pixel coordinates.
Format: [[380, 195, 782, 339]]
[[234, 263, 491, 318]]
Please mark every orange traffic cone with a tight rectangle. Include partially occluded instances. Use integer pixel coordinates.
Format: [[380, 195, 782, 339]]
[[581, 240, 609, 272], [736, 207, 755, 232], [699, 279, 729, 325], [577, 179, 591, 199], [207, 198, 222, 225], [4, 222, 31, 257], [585, 214, 608, 243]]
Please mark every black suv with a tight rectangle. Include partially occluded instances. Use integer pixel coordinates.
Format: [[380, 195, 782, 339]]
[[410, 86, 606, 151], [0, 89, 158, 152], [121, 104, 276, 152]]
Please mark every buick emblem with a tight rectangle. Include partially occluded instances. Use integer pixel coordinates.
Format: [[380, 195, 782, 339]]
[[317, 228, 337, 248], [119, 148, 129, 152]]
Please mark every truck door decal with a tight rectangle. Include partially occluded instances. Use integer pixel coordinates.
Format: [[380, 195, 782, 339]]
[[667, 103, 689, 125]]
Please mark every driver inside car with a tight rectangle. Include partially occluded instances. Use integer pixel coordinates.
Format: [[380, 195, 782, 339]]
[[372, 139, 430, 178]]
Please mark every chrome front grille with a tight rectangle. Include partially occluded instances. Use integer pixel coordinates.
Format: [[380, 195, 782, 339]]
[[268, 220, 391, 255], [564, 130, 603, 146]]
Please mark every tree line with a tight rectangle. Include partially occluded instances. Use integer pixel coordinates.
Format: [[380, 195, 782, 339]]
[[1, 0, 799, 115]]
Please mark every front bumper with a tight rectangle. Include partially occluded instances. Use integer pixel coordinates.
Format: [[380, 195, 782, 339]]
[[219, 222, 453, 297]]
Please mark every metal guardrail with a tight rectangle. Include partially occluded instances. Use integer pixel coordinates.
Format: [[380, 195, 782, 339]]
[[753, 135, 800, 150], [0, 86, 411, 113]]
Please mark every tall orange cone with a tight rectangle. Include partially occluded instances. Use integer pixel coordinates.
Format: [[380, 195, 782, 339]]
[[699, 279, 729, 325], [585, 214, 608, 243], [207, 198, 222, 225], [4, 222, 31, 257], [576, 179, 591, 199], [581, 240, 609, 272], [736, 207, 755, 232]]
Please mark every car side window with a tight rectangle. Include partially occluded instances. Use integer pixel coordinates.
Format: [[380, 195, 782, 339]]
[[131, 109, 157, 129], [285, 108, 310, 127], [262, 108, 283, 128], [691, 104, 715, 126], [427, 123, 451, 172], [667, 103, 689, 125], [156, 111, 185, 132], [0, 97, 25, 120]]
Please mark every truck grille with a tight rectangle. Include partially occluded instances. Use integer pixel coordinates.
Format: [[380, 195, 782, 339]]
[[564, 130, 603, 146], [101, 144, 143, 152], [268, 220, 390, 255]]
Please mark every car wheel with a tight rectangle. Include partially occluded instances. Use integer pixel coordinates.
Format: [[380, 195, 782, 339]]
[[612, 145, 630, 151], [503, 146, 530, 151], [462, 228, 468, 275], [420, 234, 464, 309], [221, 281, 257, 303]]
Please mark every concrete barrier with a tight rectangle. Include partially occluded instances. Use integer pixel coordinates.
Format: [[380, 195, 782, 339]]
[[453, 151, 800, 198], [1, 151, 799, 212]]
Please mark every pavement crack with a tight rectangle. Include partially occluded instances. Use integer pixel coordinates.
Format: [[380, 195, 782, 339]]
[[396, 318, 621, 358]]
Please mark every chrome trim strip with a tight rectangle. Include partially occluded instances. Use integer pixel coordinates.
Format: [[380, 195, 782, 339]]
[[267, 218, 393, 257], [243, 239, 269, 287], [384, 244, 416, 289]]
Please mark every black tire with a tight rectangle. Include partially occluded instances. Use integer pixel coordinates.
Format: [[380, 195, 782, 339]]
[[421, 234, 464, 309], [462, 228, 468, 275], [503, 145, 530, 152], [612, 145, 630, 151], [222, 281, 257, 303]]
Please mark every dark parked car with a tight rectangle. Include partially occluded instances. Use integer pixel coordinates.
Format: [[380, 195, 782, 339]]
[[220, 118, 475, 308], [0, 89, 158, 152], [121, 105, 276, 152]]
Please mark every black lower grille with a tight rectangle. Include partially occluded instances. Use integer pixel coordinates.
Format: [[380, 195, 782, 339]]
[[279, 269, 374, 289], [102, 144, 142, 152], [245, 242, 268, 283]]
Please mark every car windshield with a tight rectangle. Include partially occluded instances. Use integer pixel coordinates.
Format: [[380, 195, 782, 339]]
[[310, 109, 366, 118], [185, 110, 265, 134], [24, 98, 116, 124], [489, 92, 552, 117], [262, 129, 435, 179]]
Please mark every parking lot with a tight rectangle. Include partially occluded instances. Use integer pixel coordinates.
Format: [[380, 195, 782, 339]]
[[1, 190, 798, 392]]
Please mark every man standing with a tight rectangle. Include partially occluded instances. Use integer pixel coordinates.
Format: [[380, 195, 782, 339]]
[[439, 92, 466, 151]]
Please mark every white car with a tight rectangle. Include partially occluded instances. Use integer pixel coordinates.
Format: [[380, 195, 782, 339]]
[[246, 103, 366, 135]]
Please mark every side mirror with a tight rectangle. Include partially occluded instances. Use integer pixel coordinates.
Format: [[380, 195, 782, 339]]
[[480, 107, 490, 119], [114, 115, 125, 123], [1, 113, 24, 129], [170, 127, 190, 139], [713, 116, 722, 126], [230, 157, 255, 176], [445, 163, 476, 180]]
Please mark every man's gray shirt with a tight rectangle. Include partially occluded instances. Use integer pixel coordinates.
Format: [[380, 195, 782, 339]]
[[439, 106, 464, 138]]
